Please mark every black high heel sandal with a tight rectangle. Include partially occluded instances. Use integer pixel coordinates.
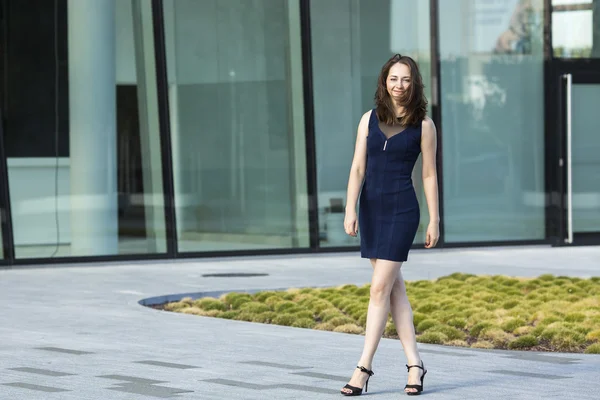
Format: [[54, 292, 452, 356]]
[[404, 362, 427, 396], [340, 366, 374, 396]]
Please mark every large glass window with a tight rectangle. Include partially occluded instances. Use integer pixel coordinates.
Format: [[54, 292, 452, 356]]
[[439, 0, 546, 242], [552, 0, 600, 58], [2, 0, 167, 258], [163, 0, 310, 252], [571, 84, 600, 233], [310, 0, 431, 247]]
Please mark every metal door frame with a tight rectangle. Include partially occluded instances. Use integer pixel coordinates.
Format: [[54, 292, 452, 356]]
[[544, 0, 600, 246]]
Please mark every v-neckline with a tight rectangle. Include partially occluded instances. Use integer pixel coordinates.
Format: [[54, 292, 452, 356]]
[[377, 123, 408, 140]]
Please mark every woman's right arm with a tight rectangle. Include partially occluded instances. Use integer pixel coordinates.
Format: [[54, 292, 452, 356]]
[[344, 110, 371, 236]]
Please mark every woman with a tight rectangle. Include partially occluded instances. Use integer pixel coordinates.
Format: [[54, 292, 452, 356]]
[[340, 54, 439, 396]]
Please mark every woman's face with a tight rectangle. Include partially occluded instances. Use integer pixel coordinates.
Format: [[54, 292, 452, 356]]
[[386, 62, 411, 100]]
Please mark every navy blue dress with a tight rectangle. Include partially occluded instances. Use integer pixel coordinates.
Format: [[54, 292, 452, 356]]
[[359, 109, 422, 262]]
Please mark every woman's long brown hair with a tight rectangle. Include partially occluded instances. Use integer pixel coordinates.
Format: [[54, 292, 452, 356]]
[[374, 54, 428, 127]]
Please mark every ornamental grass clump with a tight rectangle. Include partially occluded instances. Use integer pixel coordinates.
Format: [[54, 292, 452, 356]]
[[156, 273, 600, 353]]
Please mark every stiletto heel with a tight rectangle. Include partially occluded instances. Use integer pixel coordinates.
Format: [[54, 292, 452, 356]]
[[340, 366, 374, 396], [404, 362, 427, 396]]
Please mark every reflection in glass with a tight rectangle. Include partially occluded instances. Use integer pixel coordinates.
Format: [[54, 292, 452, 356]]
[[439, 0, 546, 242], [552, 0, 600, 58], [163, 0, 309, 252], [310, 0, 431, 247], [5, 0, 167, 258], [571, 84, 600, 232]]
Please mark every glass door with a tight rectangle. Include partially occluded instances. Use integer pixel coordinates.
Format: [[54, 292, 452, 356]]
[[559, 71, 600, 244]]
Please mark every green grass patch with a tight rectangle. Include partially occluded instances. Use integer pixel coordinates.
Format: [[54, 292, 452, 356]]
[[585, 343, 600, 354], [508, 335, 539, 349], [156, 274, 600, 353]]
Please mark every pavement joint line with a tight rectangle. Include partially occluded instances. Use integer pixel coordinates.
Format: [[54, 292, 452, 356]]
[[202, 378, 336, 394], [133, 360, 200, 369], [97, 374, 168, 384], [35, 346, 94, 355], [501, 354, 582, 364], [488, 369, 571, 380], [8, 367, 76, 376], [106, 382, 194, 398], [2, 382, 71, 393], [238, 361, 313, 370], [420, 349, 476, 357], [290, 371, 349, 382]]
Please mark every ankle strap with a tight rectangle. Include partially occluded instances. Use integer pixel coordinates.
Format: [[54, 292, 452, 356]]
[[406, 364, 424, 372], [356, 366, 374, 376]]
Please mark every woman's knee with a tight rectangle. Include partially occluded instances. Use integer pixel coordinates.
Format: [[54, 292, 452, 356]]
[[391, 273, 404, 290], [370, 279, 394, 303], [391, 279, 409, 302], [369, 260, 401, 302]]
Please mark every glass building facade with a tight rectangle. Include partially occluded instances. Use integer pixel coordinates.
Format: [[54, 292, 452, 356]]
[[0, 0, 598, 266]]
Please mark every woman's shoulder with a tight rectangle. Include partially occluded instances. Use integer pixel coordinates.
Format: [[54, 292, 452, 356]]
[[420, 116, 437, 138], [359, 108, 375, 124], [421, 115, 434, 126], [420, 116, 436, 130]]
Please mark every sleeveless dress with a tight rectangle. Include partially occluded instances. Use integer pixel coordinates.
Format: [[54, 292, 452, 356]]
[[358, 109, 422, 262]]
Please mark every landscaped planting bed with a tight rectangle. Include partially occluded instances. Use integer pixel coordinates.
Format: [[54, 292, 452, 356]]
[[156, 273, 600, 354]]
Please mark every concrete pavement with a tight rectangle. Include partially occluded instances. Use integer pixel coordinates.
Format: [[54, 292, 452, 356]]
[[1, 245, 599, 399]]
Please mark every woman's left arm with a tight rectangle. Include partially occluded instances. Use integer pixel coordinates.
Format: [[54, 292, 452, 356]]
[[421, 117, 440, 248]]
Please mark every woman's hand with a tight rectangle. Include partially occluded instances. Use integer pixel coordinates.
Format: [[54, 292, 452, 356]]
[[344, 212, 358, 237], [425, 222, 439, 248]]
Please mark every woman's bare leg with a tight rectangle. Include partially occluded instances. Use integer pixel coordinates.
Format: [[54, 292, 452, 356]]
[[390, 270, 424, 394], [341, 258, 401, 394]]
